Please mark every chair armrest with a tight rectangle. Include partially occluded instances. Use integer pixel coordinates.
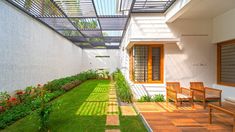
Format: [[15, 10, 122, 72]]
[[190, 87, 204, 92], [205, 87, 222, 97], [205, 87, 222, 93]]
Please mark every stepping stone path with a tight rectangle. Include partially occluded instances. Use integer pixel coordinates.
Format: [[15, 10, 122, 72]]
[[105, 129, 120, 132], [105, 82, 137, 132], [120, 106, 137, 116], [105, 83, 120, 131]]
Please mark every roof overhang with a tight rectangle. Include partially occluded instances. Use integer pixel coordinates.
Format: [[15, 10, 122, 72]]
[[126, 38, 180, 49]]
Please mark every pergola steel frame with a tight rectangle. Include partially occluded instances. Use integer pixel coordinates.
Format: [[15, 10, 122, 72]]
[[6, 0, 176, 49]]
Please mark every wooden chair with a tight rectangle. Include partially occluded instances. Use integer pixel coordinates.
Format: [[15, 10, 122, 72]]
[[166, 82, 194, 108], [190, 82, 222, 109]]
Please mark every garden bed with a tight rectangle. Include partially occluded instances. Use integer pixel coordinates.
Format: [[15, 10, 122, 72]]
[[2, 80, 147, 132]]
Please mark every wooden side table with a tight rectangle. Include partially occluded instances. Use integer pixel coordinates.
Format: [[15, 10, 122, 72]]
[[208, 103, 235, 132]]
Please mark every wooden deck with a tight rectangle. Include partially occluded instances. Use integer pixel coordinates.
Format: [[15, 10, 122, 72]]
[[134, 102, 234, 132]]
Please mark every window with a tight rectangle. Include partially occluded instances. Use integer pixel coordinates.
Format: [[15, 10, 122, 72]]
[[217, 40, 235, 86], [129, 45, 164, 83], [133, 46, 148, 82]]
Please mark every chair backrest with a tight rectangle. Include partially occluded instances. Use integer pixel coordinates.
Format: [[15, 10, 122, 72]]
[[190, 82, 205, 91], [166, 82, 181, 93]]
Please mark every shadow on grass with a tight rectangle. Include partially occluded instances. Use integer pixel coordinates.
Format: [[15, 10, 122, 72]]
[[3, 80, 110, 132]]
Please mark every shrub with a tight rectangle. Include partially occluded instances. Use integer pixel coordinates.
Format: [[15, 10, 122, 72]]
[[114, 69, 133, 103], [137, 94, 165, 102], [152, 94, 165, 102], [0, 69, 98, 129], [0, 92, 10, 109], [138, 95, 151, 102], [61, 80, 82, 91], [15, 87, 35, 103], [38, 89, 53, 131], [84, 69, 98, 79], [44, 78, 73, 92], [96, 69, 109, 79], [44, 69, 98, 91], [0, 92, 10, 101], [0, 102, 33, 129]]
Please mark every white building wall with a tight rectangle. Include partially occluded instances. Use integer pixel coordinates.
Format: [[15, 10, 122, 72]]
[[0, 1, 83, 93], [212, 8, 235, 43], [81, 49, 120, 72], [166, 19, 215, 87], [120, 14, 217, 99], [212, 7, 235, 99]]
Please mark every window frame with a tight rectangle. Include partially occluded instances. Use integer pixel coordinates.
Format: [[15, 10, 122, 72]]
[[129, 44, 164, 84], [217, 39, 235, 87]]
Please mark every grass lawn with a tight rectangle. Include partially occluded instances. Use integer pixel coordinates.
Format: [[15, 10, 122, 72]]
[[2, 80, 147, 132]]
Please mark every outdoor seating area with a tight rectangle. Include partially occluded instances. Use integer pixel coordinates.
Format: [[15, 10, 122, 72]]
[[135, 102, 234, 132], [1, 0, 235, 131], [166, 82, 222, 109]]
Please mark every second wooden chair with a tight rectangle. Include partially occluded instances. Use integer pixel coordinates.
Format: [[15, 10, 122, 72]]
[[166, 82, 194, 108]]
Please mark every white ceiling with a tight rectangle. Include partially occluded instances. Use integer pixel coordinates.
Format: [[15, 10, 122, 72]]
[[179, 0, 235, 19]]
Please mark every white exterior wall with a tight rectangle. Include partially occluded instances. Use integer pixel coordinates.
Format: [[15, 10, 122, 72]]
[[0, 1, 82, 93], [212, 7, 235, 99], [166, 19, 215, 87], [212, 8, 235, 43], [81, 49, 120, 72], [120, 14, 217, 99]]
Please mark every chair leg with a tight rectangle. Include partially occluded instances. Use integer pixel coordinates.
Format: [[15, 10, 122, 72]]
[[190, 98, 194, 108], [209, 106, 212, 124], [219, 98, 222, 106], [203, 100, 206, 109], [175, 101, 178, 109], [166, 97, 169, 105]]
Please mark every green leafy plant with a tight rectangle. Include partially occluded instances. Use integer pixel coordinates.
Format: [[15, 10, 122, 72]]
[[138, 95, 151, 102], [0, 91, 10, 101], [151, 94, 165, 102], [0, 70, 98, 129], [0, 102, 33, 128], [97, 69, 109, 79], [0, 91, 10, 109], [137, 94, 165, 102], [16, 86, 35, 103], [38, 89, 52, 131], [114, 69, 133, 103], [44, 69, 98, 92]]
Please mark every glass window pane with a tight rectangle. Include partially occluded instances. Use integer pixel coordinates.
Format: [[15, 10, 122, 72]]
[[152, 47, 160, 81], [133, 46, 148, 82]]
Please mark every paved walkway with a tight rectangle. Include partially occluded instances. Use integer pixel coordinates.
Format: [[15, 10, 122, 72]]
[[105, 82, 137, 132], [105, 83, 120, 132]]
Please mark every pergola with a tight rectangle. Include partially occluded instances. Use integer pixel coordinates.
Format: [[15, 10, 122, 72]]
[[7, 0, 176, 49]]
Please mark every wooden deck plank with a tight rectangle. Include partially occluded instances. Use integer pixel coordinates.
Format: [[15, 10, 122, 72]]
[[135, 102, 233, 132]]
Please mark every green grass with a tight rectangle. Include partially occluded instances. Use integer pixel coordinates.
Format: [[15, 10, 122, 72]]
[[2, 80, 147, 132], [120, 116, 147, 132]]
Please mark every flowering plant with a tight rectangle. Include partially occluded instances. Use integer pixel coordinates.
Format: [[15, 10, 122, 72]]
[[7, 97, 18, 107], [0, 91, 10, 109], [16, 91, 24, 95], [0, 105, 5, 112]]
